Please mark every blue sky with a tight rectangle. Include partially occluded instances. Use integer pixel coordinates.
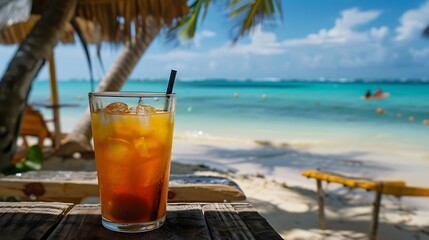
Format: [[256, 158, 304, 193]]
[[1, 0, 429, 80]]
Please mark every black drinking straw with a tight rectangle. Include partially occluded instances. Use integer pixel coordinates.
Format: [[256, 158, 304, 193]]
[[164, 70, 176, 111], [166, 69, 177, 94], [151, 70, 177, 220]]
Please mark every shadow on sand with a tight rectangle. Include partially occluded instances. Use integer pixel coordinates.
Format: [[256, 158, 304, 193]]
[[173, 141, 394, 179], [247, 187, 429, 240], [172, 142, 429, 239]]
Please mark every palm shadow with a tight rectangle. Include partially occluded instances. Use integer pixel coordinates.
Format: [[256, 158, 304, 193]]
[[173, 142, 393, 179], [172, 143, 429, 238]]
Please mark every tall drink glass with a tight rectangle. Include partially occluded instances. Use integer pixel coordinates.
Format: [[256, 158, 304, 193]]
[[89, 92, 175, 233]]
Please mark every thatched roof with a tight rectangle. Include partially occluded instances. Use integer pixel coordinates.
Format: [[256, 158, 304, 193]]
[[0, 0, 188, 44], [0, 15, 98, 44]]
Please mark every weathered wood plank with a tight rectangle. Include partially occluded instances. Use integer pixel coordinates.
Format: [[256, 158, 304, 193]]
[[370, 189, 383, 240], [0, 171, 98, 203], [0, 202, 72, 240], [0, 171, 246, 203], [301, 169, 406, 192], [303, 169, 429, 196], [47, 204, 172, 239], [316, 179, 326, 229], [170, 175, 246, 202], [232, 203, 283, 240], [202, 203, 255, 240], [0, 202, 281, 239], [168, 185, 245, 202], [163, 203, 211, 239], [48, 204, 213, 239], [379, 185, 429, 196]]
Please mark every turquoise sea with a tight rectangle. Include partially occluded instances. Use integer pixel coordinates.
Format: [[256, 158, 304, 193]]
[[29, 79, 429, 151]]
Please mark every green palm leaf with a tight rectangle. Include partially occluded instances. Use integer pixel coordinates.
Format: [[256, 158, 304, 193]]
[[169, 0, 282, 44], [227, 0, 282, 42], [423, 25, 429, 37]]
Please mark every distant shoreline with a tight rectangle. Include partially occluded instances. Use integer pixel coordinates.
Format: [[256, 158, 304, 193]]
[[33, 78, 429, 83]]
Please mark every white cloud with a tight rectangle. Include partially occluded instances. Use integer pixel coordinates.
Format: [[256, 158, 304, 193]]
[[335, 8, 381, 29], [145, 8, 401, 76], [371, 26, 389, 40], [179, 29, 216, 47], [409, 47, 429, 59], [149, 49, 201, 60], [164, 63, 185, 71], [211, 25, 283, 56], [339, 46, 387, 67], [282, 8, 384, 46], [208, 61, 217, 71], [395, 0, 429, 41], [150, 25, 283, 60], [275, 8, 391, 68], [201, 30, 216, 37], [300, 54, 323, 68]]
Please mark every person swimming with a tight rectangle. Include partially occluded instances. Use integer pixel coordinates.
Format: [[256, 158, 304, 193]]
[[365, 89, 372, 98], [362, 88, 390, 100], [374, 88, 383, 96]]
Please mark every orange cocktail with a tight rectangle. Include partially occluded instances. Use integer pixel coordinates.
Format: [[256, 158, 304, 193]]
[[89, 92, 175, 233]]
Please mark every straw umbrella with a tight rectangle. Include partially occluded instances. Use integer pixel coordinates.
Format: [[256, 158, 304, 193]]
[[0, 0, 188, 168]]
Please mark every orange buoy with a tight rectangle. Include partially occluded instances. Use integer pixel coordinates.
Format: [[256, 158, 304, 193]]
[[408, 116, 415, 122], [423, 119, 429, 125], [376, 108, 383, 114], [396, 113, 402, 118]]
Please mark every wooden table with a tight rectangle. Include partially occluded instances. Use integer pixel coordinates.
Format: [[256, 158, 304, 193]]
[[0, 202, 282, 240]]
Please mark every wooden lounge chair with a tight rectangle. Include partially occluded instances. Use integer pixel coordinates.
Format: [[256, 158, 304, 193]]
[[19, 106, 55, 148]]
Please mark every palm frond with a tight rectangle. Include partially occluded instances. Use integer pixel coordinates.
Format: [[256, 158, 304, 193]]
[[423, 25, 429, 38], [169, 0, 205, 39], [168, 0, 282, 45], [201, 0, 213, 22], [96, 42, 106, 73], [70, 18, 95, 92], [226, 0, 283, 42]]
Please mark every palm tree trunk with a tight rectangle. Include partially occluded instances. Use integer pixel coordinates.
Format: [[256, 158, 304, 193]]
[[56, 18, 161, 156], [0, 0, 78, 168]]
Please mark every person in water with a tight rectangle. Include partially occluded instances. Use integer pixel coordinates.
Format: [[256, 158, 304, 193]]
[[365, 89, 372, 98], [374, 88, 382, 96]]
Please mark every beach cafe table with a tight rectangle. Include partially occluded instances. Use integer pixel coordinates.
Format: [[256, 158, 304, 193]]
[[0, 202, 282, 240]]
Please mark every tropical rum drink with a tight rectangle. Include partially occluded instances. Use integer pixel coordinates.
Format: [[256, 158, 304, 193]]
[[89, 92, 175, 233]]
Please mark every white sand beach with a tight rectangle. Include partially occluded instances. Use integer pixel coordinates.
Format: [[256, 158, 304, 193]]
[[40, 135, 429, 240], [170, 137, 429, 240]]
